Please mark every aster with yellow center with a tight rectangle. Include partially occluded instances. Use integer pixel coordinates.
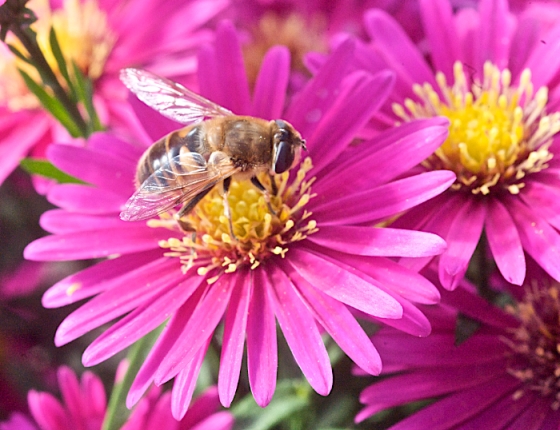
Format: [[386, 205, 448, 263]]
[[394, 61, 560, 196]]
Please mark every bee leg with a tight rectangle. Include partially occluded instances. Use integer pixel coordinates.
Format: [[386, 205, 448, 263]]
[[222, 177, 237, 241], [174, 187, 214, 250], [251, 176, 276, 215], [268, 174, 278, 196]]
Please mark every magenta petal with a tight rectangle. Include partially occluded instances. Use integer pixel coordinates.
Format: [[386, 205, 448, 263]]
[[280, 261, 382, 375], [40, 210, 126, 234], [190, 413, 234, 430], [267, 267, 332, 396], [171, 338, 210, 420], [374, 299, 432, 337], [42, 250, 162, 308], [81, 372, 106, 420], [418, 0, 462, 79], [288, 247, 402, 318], [251, 46, 290, 119], [508, 197, 560, 282], [57, 367, 82, 422], [24, 226, 169, 261], [47, 184, 124, 214], [54, 258, 178, 346], [308, 226, 446, 258], [82, 273, 205, 366], [520, 180, 560, 230], [439, 199, 486, 290], [312, 171, 456, 225], [155, 275, 235, 384], [183, 386, 220, 426], [485, 199, 525, 285], [246, 270, 277, 407], [28, 391, 68, 430], [475, 0, 511, 71], [219, 273, 252, 407], [521, 21, 560, 89]]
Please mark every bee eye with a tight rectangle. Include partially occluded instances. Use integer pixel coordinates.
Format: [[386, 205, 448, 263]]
[[273, 140, 295, 174]]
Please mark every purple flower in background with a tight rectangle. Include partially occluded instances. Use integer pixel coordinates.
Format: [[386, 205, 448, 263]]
[[0, 0, 228, 186], [24, 22, 454, 416], [358, 273, 560, 428], [0, 366, 232, 430], [346, 0, 560, 290]]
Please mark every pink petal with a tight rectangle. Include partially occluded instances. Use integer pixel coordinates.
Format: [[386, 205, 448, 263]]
[[485, 199, 525, 285], [80, 372, 106, 421], [54, 258, 178, 346], [190, 413, 234, 430], [42, 250, 162, 308], [520, 21, 560, 89], [40, 210, 126, 234], [219, 272, 252, 407], [374, 298, 432, 337], [47, 184, 124, 214], [308, 226, 446, 258], [246, 269, 277, 407], [419, 0, 463, 80], [251, 46, 290, 119], [520, 180, 560, 230], [171, 338, 211, 420], [155, 275, 235, 384], [267, 267, 332, 396], [464, 393, 538, 430], [439, 199, 486, 290], [183, 387, 220, 427], [280, 261, 382, 375], [28, 391, 69, 430], [82, 273, 206, 366], [288, 247, 402, 318], [312, 171, 456, 225], [57, 367, 82, 423], [475, 0, 511, 71]]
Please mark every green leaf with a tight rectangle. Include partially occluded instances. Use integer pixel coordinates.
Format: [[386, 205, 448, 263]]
[[7, 43, 33, 65], [70, 61, 103, 133], [102, 325, 165, 430], [48, 27, 75, 101], [20, 158, 85, 184], [18, 68, 83, 137], [455, 312, 480, 346]]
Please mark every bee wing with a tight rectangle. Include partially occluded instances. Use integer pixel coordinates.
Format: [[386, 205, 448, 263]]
[[120, 152, 238, 221], [120, 68, 234, 124]]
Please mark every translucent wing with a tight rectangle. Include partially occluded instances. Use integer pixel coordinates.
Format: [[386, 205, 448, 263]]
[[120, 68, 234, 125], [120, 152, 239, 221]]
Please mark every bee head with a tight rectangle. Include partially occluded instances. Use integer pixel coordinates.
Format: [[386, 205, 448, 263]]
[[271, 119, 306, 174]]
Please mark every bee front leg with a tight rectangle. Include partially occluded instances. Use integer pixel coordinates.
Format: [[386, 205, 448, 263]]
[[268, 173, 278, 196], [222, 177, 237, 241], [251, 176, 276, 215]]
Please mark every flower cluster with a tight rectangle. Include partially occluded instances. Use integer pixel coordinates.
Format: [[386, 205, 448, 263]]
[[1, 0, 560, 428]]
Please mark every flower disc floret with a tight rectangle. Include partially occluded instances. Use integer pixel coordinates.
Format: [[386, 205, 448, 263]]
[[394, 61, 560, 195]]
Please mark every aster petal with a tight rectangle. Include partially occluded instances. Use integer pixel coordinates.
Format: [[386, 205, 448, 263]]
[[286, 39, 354, 138], [127, 287, 208, 408], [155, 275, 235, 384], [439, 199, 486, 290], [287, 247, 402, 318], [251, 46, 290, 119], [373, 297, 431, 337], [314, 123, 449, 194], [508, 197, 560, 282], [171, 338, 211, 420], [184, 387, 220, 426], [219, 272, 252, 407], [40, 210, 127, 234], [307, 226, 446, 258], [24, 226, 169, 261], [475, 0, 511, 71], [82, 273, 206, 366], [128, 94, 180, 142], [246, 270, 277, 407], [419, 0, 463, 79], [47, 184, 124, 214], [267, 267, 332, 396], [54, 258, 179, 346], [42, 250, 162, 307], [307, 70, 395, 174], [520, 180, 560, 230], [47, 144, 136, 194], [311, 171, 456, 225], [364, 9, 436, 92], [389, 375, 520, 430], [57, 367, 82, 423], [485, 199, 525, 285], [81, 372, 106, 421], [28, 391, 68, 430], [191, 413, 234, 430], [521, 22, 560, 89], [279, 261, 382, 375], [464, 393, 540, 430]]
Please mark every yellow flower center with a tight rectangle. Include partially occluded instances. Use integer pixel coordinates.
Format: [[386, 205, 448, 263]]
[[152, 158, 317, 282], [243, 12, 327, 87], [393, 61, 560, 195], [0, 0, 115, 111], [504, 284, 560, 409]]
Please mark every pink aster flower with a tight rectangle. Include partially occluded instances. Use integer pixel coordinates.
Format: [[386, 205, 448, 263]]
[[0, 365, 232, 430], [357, 272, 560, 429], [24, 21, 455, 417], [0, 0, 228, 185], [343, 0, 560, 290]]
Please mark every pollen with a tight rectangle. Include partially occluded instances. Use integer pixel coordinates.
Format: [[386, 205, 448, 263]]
[[503, 284, 560, 410], [393, 61, 560, 195], [0, 0, 115, 111], [155, 158, 317, 278]]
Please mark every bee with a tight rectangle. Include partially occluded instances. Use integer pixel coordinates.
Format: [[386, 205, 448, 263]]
[[119, 68, 306, 235]]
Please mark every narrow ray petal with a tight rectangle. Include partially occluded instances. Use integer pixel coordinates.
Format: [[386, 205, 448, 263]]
[[252, 46, 290, 119]]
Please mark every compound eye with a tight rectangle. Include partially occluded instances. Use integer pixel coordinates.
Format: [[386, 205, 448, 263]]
[[274, 140, 295, 174]]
